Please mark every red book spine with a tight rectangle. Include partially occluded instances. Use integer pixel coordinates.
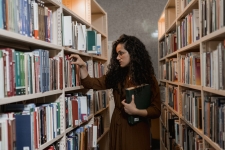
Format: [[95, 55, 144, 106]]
[[59, 57, 63, 90]]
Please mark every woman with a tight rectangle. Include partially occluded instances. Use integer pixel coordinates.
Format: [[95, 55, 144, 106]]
[[70, 34, 161, 150]]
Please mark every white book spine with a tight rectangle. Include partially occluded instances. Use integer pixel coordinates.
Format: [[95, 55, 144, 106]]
[[96, 34, 102, 54], [63, 16, 72, 46], [33, 2, 39, 38], [3, 51, 10, 95], [92, 125, 97, 147], [0, 52, 4, 98]]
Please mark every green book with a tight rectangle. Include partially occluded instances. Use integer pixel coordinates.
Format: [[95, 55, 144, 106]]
[[86, 30, 97, 53], [125, 84, 151, 125]]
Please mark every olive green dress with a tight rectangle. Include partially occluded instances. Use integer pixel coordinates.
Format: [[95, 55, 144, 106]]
[[81, 75, 161, 150]]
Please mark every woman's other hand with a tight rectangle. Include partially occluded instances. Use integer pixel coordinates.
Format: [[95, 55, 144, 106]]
[[121, 95, 138, 115]]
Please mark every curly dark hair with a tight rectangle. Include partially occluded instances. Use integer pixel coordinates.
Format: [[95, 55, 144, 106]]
[[105, 34, 155, 92]]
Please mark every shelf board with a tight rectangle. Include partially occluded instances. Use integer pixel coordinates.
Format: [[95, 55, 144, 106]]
[[167, 51, 178, 58], [165, 20, 176, 34], [92, 25, 107, 37], [158, 33, 165, 42], [203, 87, 225, 96], [166, 104, 180, 117], [64, 47, 108, 61], [38, 134, 64, 150], [94, 105, 109, 116], [91, 0, 106, 14], [201, 27, 225, 42], [43, 0, 61, 7], [180, 117, 203, 136], [92, 55, 108, 61], [0, 29, 62, 50], [159, 79, 167, 83], [177, 0, 199, 20], [204, 136, 223, 150], [64, 47, 90, 56], [159, 56, 166, 61], [97, 127, 109, 143], [65, 114, 94, 134], [0, 90, 62, 105], [177, 40, 200, 53], [179, 83, 202, 91], [64, 86, 84, 92], [62, 5, 91, 28], [164, 0, 176, 9], [166, 80, 179, 86]]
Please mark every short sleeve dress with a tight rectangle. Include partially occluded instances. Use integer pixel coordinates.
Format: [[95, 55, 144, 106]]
[[81, 75, 161, 150]]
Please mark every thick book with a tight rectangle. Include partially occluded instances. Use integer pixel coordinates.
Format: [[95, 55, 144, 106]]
[[125, 84, 151, 125]]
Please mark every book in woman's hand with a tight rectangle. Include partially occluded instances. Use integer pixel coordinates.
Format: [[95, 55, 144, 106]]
[[125, 84, 151, 125]]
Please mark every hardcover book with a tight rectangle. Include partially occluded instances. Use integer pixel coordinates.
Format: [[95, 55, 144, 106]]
[[125, 84, 151, 125]]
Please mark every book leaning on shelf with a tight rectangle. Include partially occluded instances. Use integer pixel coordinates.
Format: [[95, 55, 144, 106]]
[[125, 84, 151, 125]]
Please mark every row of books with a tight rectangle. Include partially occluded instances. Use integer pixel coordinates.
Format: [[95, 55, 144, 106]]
[[160, 32, 177, 58], [94, 90, 107, 112], [0, 102, 61, 150], [0, 48, 63, 98], [67, 125, 97, 150], [202, 41, 225, 90], [159, 51, 201, 86], [180, 52, 201, 85], [161, 109, 216, 150], [160, 40, 225, 88], [160, 58, 178, 82], [201, 0, 225, 37], [0, 0, 53, 42], [204, 96, 225, 148], [64, 93, 91, 128], [62, 16, 102, 54], [64, 55, 81, 88], [168, 85, 178, 112], [63, 55, 105, 88], [177, 9, 200, 49], [66, 114, 104, 150], [181, 90, 202, 129]]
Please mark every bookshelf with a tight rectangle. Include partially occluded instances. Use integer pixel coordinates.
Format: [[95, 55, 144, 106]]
[[158, 0, 225, 150], [0, 0, 109, 149]]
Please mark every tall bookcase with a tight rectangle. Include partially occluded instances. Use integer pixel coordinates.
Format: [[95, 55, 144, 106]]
[[0, 0, 109, 149], [158, 0, 225, 150]]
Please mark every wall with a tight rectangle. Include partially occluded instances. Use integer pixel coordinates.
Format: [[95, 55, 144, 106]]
[[96, 0, 167, 78]]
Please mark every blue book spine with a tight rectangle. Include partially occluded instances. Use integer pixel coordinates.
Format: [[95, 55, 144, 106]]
[[22, 0, 26, 35], [42, 50, 46, 92], [38, 49, 43, 92], [0, 0, 3, 28], [15, 114, 32, 150], [27, 0, 31, 37], [19, 0, 23, 34], [2, 0, 6, 29], [72, 64, 75, 87], [45, 50, 50, 91]]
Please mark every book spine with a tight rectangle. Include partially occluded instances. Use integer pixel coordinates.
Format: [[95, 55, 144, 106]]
[[0, 51, 4, 98]]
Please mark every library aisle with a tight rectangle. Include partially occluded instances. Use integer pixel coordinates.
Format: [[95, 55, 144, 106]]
[[158, 0, 225, 150]]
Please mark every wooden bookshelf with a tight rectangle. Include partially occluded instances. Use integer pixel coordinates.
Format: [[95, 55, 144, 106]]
[[158, 0, 225, 150], [0, 0, 110, 149]]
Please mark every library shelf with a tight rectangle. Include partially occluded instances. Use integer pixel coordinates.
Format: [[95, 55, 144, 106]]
[[0, 90, 63, 105]]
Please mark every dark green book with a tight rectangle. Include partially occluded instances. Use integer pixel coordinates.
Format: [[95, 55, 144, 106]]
[[125, 84, 151, 125]]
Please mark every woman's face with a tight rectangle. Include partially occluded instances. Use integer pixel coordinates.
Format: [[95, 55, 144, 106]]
[[116, 44, 130, 67]]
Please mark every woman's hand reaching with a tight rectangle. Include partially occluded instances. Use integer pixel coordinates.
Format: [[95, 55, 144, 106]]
[[69, 54, 86, 68], [121, 95, 138, 115], [69, 54, 88, 79]]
